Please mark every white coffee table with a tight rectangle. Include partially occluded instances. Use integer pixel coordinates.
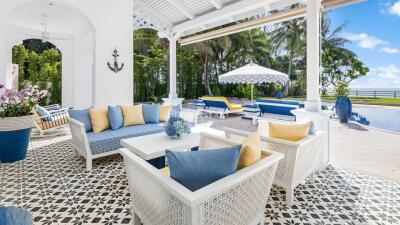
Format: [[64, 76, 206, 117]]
[[120, 132, 200, 168]]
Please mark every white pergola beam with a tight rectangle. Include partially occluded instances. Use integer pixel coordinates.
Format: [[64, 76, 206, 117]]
[[173, 0, 299, 35], [135, 0, 173, 28], [166, 0, 195, 19], [207, 0, 222, 9], [179, 6, 306, 45]]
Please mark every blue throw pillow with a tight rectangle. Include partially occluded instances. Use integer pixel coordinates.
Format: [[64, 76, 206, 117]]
[[166, 145, 242, 192], [108, 105, 123, 130], [68, 108, 93, 132], [35, 105, 51, 121], [142, 104, 160, 123]]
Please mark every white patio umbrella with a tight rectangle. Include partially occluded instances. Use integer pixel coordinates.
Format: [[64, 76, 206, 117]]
[[218, 63, 289, 103]]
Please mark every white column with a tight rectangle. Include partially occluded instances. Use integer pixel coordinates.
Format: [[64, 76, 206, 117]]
[[163, 37, 184, 107], [305, 0, 322, 112], [292, 0, 332, 171], [169, 38, 177, 99]]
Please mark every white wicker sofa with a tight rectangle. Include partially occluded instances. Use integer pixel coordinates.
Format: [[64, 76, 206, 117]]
[[69, 108, 198, 171], [224, 119, 323, 205], [120, 132, 283, 225]]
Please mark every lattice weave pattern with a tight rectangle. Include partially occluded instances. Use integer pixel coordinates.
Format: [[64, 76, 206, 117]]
[[265, 142, 290, 182], [292, 139, 321, 181], [127, 163, 189, 225], [198, 166, 276, 225]]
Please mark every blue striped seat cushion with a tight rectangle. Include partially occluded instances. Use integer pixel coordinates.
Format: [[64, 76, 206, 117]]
[[86, 124, 164, 155]]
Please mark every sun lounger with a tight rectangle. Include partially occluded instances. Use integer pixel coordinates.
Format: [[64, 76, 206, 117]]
[[199, 96, 245, 119]]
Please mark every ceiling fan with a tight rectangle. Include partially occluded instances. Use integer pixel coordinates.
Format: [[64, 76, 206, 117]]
[[19, 13, 69, 43]]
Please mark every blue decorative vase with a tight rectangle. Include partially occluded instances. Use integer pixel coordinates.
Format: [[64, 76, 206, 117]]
[[335, 96, 350, 123], [0, 207, 33, 225], [275, 91, 283, 99], [0, 115, 33, 163], [346, 97, 352, 117]]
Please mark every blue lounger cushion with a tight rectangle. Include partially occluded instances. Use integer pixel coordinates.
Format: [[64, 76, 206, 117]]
[[86, 124, 164, 155], [203, 100, 229, 109], [256, 99, 299, 116], [35, 105, 52, 121]]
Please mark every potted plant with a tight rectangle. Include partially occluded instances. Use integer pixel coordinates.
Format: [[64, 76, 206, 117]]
[[149, 95, 164, 104], [334, 81, 352, 123], [0, 84, 47, 163], [274, 83, 283, 99]]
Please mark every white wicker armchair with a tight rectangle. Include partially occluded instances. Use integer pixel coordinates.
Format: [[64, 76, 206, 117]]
[[119, 132, 283, 225], [223, 120, 323, 206]]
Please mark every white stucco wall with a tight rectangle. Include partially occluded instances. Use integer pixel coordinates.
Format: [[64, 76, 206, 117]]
[[0, 0, 134, 108]]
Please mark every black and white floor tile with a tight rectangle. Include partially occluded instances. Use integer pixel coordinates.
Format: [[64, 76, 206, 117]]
[[1, 135, 399, 225]]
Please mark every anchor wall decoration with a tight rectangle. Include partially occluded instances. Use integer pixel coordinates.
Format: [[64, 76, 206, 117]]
[[107, 49, 124, 73]]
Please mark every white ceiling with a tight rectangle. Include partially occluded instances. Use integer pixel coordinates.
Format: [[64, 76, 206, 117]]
[[6, 0, 92, 35], [134, 0, 303, 37]]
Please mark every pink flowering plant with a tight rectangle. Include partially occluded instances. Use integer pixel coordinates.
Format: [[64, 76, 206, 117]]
[[0, 84, 47, 118]]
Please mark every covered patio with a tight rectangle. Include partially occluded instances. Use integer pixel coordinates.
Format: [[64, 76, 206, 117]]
[[1, 116, 400, 224], [2, 0, 400, 225]]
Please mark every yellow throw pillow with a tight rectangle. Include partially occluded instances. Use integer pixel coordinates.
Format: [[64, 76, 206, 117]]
[[90, 108, 110, 133], [268, 122, 311, 142], [237, 132, 262, 169], [160, 167, 170, 176], [159, 105, 171, 122], [121, 105, 145, 126]]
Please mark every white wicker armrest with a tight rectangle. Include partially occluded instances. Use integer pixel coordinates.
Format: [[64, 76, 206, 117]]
[[43, 104, 61, 110], [49, 107, 69, 114], [223, 127, 323, 148], [120, 148, 195, 206], [68, 117, 85, 128]]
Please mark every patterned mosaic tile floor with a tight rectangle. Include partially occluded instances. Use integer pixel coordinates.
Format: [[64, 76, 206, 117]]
[[1, 135, 400, 225]]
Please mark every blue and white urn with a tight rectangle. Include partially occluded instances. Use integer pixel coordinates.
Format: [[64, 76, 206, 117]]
[[164, 106, 191, 139]]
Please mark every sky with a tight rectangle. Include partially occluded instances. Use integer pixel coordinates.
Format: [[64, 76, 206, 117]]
[[329, 0, 400, 89]]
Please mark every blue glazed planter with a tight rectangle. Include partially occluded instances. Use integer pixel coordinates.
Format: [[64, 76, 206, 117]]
[[335, 96, 351, 123], [0, 207, 33, 225], [346, 97, 352, 117], [0, 115, 33, 163], [275, 91, 283, 99], [0, 128, 32, 163]]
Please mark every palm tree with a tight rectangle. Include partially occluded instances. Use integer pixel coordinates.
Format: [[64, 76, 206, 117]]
[[194, 36, 231, 95], [321, 14, 355, 58], [269, 18, 305, 96], [270, 18, 305, 80]]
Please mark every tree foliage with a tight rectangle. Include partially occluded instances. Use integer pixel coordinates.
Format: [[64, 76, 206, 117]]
[[12, 41, 62, 104]]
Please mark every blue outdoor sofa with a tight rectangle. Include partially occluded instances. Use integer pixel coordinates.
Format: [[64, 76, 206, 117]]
[[69, 108, 198, 171], [69, 118, 164, 171]]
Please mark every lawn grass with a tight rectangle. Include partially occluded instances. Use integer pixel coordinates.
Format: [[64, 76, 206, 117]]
[[288, 96, 400, 106]]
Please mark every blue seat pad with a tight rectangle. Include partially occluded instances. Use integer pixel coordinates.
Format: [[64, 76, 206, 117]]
[[256, 99, 299, 116], [87, 124, 164, 155]]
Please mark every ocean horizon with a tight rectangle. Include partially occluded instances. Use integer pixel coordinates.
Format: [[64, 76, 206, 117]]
[[350, 88, 400, 91]]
